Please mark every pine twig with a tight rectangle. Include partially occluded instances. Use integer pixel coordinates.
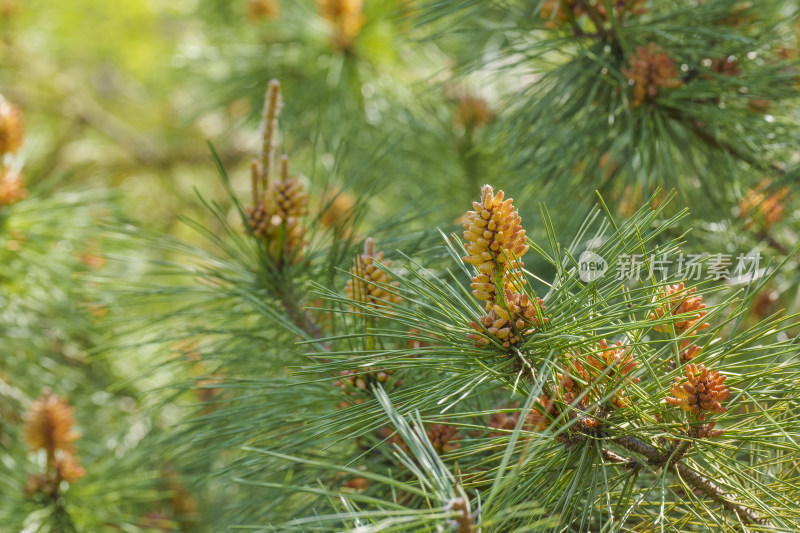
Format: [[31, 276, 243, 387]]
[[613, 435, 767, 525]]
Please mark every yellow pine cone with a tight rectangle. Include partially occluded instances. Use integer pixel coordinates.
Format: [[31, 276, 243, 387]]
[[320, 186, 356, 228], [317, 0, 364, 50], [622, 43, 683, 108], [559, 340, 639, 411], [650, 282, 710, 335], [666, 363, 730, 418], [463, 185, 529, 309], [265, 175, 309, 220], [0, 93, 23, 155], [23, 391, 80, 454], [0, 168, 27, 206], [345, 237, 401, 310], [247, 174, 308, 262], [467, 290, 547, 349]]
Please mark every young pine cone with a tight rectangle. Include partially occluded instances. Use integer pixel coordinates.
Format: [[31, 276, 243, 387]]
[[666, 363, 730, 419], [345, 238, 401, 310], [0, 93, 23, 155], [622, 43, 683, 108], [265, 175, 309, 220], [463, 185, 529, 310], [650, 282, 710, 335]]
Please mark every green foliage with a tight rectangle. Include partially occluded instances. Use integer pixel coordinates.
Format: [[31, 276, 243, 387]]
[[1, 0, 800, 531]]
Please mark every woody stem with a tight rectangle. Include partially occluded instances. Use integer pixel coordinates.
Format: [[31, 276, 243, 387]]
[[612, 436, 766, 525]]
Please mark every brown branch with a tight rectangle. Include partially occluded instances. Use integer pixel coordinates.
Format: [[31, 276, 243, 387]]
[[613, 435, 767, 525]]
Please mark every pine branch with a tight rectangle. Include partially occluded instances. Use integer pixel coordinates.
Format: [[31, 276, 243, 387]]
[[613, 435, 767, 525]]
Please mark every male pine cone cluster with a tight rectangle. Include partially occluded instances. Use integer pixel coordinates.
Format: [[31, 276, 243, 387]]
[[666, 363, 729, 438], [23, 391, 85, 496], [650, 282, 710, 364], [345, 237, 401, 311], [246, 81, 309, 264], [622, 43, 683, 108], [462, 185, 548, 349]]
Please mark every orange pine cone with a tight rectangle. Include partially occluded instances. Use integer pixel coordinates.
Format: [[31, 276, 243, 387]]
[[0, 93, 23, 155], [622, 43, 683, 108], [23, 391, 80, 454], [650, 282, 710, 335], [666, 363, 730, 418]]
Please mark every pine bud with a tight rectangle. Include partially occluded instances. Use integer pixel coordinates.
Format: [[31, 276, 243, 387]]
[[622, 43, 683, 108], [650, 282, 710, 335], [345, 238, 401, 311], [0, 93, 23, 155], [666, 363, 730, 418]]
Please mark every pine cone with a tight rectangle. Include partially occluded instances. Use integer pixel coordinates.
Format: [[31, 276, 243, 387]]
[[666, 363, 730, 418], [24, 391, 80, 454], [247, 0, 280, 21], [462, 185, 529, 310], [316, 0, 365, 50], [622, 43, 683, 108], [0, 93, 23, 155], [345, 238, 401, 311], [0, 168, 27, 206], [265, 176, 309, 220], [467, 291, 547, 348], [527, 394, 558, 431], [488, 407, 521, 437], [650, 282, 710, 335]]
